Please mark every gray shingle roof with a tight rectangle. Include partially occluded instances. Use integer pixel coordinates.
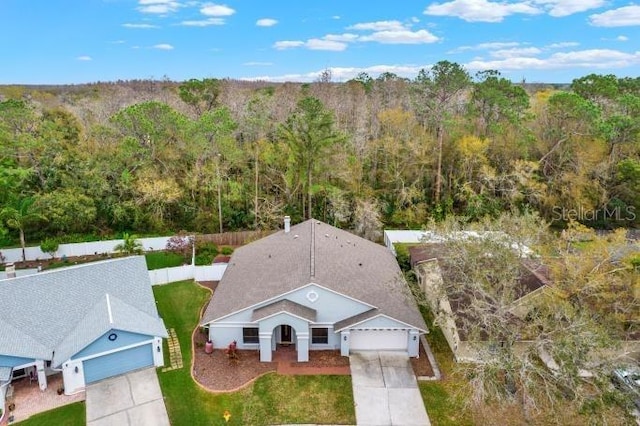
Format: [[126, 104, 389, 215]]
[[0, 256, 166, 366], [252, 300, 317, 322], [202, 219, 427, 332], [333, 309, 377, 331]]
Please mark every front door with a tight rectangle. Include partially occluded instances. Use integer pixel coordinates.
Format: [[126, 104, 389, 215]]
[[280, 325, 292, 343]]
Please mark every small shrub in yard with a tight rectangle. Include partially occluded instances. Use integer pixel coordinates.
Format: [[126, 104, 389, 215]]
[[40, 238, 59, 259], [165, 232, 193, 261], [221, 246, 233, 256], [194, 241, 218, 265]]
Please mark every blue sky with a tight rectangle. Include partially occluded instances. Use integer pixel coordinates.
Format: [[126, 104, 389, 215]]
[[1, 0, 638, 84]]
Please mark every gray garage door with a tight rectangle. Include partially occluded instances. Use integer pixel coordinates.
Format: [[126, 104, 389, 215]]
[[84, 344, 154, 384]]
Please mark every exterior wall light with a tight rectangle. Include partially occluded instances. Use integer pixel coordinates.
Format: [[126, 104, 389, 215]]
[[157, 345, 161, 353], [74, 366, 79, 373], [343, 335, 347, 341]]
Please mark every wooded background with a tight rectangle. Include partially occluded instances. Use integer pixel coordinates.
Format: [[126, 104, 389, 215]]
[[1, 65, 638, 246]]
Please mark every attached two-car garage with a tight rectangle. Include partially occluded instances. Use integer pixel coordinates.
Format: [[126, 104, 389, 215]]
[[349, 329, 408, 351], [83, 344, 155, 384]]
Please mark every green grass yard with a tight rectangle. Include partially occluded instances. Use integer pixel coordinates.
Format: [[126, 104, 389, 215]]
[[145, 251, 186, 270], [153, 280, 355, 426], [14, 402, 85, 426]]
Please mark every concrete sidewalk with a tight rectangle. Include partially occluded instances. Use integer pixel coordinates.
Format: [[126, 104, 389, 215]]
[[349, 351, 430, 426], [86, 368, 169, 426]]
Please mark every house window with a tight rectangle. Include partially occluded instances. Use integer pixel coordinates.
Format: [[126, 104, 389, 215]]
[[242, 327, 259, 344], [312, 328, 329, 344]]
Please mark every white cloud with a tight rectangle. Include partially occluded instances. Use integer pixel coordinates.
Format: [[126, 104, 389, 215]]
[[273, 40, 305, 50], [359, 29, 439, 44], [449, 41, 521, 53], [332, 15, 341, 20], [139, 0, 174, 4], [243, 61, 273, 66], [324, 33, 359, 42], [122, 23, 159, 29], [111, 40, 126, 44], [77, 55, 92, 61], [532, 0, 605, 17], [153, 43, 174, 50], [589, 6, 640, 27], [180, 18, 224, 26], [547, 41, 580, 48], [306, 38, 348, 51], [347, 20, 407, 31], [424, 0, 540, 22], [617, 35, 629, 42], [273, 37, 348, 51], [201, 3, 235, 17], [244, 64, 430, 82], [138, 1, 181, 14], [256, 18, 278, 27], [491, 47, 542, 58], [466, 49, 640, 71]]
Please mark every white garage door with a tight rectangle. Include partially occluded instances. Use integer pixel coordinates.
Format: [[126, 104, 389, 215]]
[[349, 330, 408, 351]]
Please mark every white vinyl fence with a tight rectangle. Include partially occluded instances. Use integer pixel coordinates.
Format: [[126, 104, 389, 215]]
[[0, 236, 173, 264], [149, 264, 228, 286]]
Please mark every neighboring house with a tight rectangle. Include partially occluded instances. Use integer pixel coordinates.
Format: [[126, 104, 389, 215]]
[[410, 244, 549, 362], [0, 256, 167, 399], [201, 218, 427, 363]]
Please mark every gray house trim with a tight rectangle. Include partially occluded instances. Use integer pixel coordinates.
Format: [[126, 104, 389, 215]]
[[252, 300, 317, 322], [335, 313, 428, 333], [203, 281, 377, 324]]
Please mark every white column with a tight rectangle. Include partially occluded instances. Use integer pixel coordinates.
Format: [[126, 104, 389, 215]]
[[153, 337, 164, 367], [296, 333, 309, 362], [259, 332, 272, 362], [408, 329, 420, 357], [340, 331, 350, 356], [35, 360, 47, 391], [62, 360, 85, 395]]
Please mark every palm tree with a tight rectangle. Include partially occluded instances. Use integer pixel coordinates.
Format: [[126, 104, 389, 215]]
[[0, 198, 45, 261]]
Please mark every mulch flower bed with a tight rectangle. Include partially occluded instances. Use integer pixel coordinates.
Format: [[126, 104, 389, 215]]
[[192, 330, 277, 392], [410, 340, 435, 377]]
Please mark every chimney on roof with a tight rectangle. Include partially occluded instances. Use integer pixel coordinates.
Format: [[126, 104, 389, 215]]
[[6, 262, 16, 279], [284, 216, 291, 233]]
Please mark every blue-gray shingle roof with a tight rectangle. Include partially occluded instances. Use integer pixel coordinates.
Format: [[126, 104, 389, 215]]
[[0, 256, 166, 366]]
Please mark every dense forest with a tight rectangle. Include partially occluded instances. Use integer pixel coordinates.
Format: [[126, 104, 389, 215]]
[[1, 63, 639, 246]]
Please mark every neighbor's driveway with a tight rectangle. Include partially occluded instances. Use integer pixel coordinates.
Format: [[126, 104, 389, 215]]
[[349, 351, 430, 426], [85, 368, 170, 426]]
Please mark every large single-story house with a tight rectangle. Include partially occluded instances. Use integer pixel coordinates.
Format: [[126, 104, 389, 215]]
[[201, 218, 428, 362], [0, 256, 167, 400], [410, 244, 550, 362]]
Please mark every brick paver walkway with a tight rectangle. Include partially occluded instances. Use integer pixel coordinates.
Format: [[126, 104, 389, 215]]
[[161, 328, 183, 372]]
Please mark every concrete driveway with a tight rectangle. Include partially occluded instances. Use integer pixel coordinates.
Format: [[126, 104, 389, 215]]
[[349, 351, 430, 426], [85, 368, 170, 426]]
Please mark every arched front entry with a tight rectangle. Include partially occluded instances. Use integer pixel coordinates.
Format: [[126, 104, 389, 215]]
[[257, 313, 309, 362]]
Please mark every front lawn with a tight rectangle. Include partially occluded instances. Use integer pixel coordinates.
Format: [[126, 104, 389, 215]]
[[15, 402, 85, 426], [153, 280, 355, 426]]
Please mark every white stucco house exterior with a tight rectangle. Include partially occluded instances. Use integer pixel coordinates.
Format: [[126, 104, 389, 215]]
[[201, 218, 428, 363], [0, 256, 167, 401]]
